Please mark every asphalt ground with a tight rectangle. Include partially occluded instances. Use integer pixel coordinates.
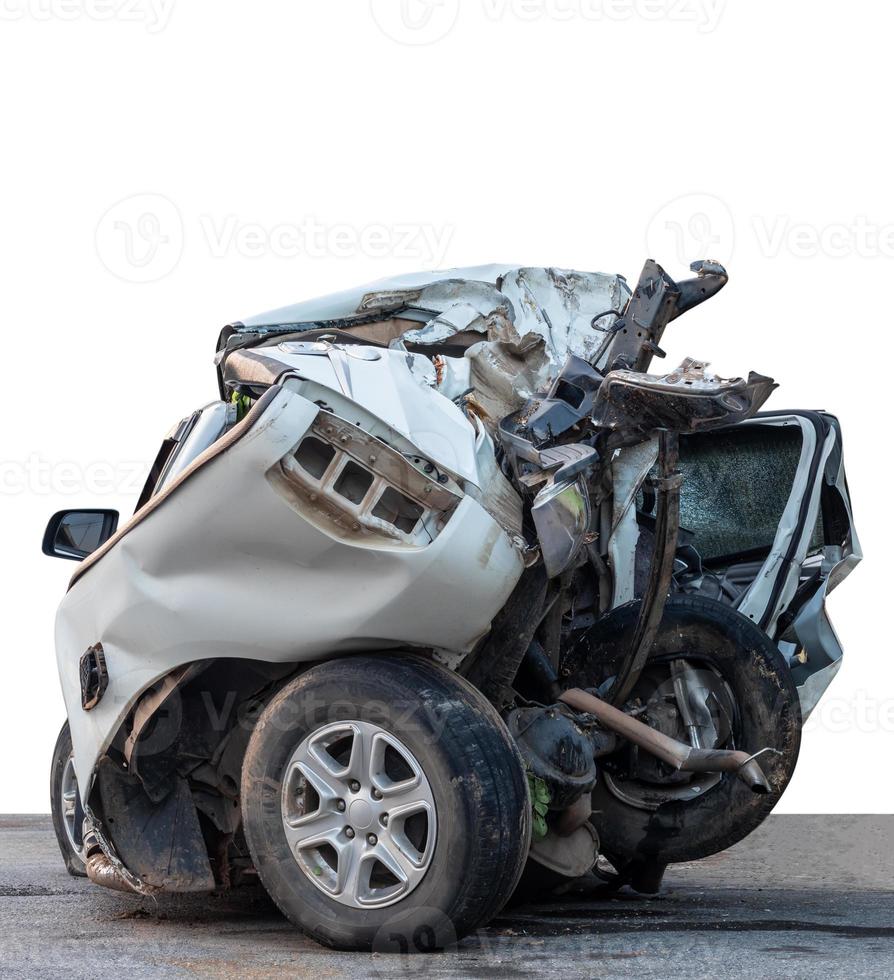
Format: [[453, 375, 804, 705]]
[[1, 814, 892, 978]]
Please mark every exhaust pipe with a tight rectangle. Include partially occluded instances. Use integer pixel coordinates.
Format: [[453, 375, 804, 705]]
[[82, 828, 148, 895], [559, 687, 773, 794], [85, 849, 141, 894]]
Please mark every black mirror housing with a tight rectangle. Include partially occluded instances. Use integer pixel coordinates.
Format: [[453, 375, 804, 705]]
[[42, 510, 119, 562]]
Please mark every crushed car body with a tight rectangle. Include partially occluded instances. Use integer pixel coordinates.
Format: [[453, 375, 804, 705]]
[[44, 259, 860, 950]]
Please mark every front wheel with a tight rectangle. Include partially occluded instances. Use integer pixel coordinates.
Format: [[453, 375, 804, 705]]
[[241, 655, 531, 951], [50, 721, 87, 877], [563, 595, 802, 867]]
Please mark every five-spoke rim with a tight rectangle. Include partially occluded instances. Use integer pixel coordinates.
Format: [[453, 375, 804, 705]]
[[280, 720, 437, 909], [61, 755, 84, 859]]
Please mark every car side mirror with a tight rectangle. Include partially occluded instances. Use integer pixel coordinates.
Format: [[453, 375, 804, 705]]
[[42, 510, 119, 561]]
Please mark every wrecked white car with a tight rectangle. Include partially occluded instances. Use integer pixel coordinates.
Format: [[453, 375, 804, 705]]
[[44, 259, 859, 951]]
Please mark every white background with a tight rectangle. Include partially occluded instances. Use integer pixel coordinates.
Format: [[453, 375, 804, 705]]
[[0, 0, 888, 813]]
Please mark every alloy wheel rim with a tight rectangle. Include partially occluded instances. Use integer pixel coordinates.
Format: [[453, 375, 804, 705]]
[[280, 720, 437, 909], [61, 755, 83, 859]]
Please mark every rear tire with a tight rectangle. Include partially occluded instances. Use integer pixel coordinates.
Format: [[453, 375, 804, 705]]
[[50, 721, 87, 877], [564, 595, 801, 866], [241, 655, 531, 951]]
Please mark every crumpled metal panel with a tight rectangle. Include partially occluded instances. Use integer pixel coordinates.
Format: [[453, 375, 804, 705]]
[[390, 268, 629, 375], [56, 384, 524, 800], [497, 268, 628, 368], [594, 359, 777, 435], [235, 265, 629, 373]]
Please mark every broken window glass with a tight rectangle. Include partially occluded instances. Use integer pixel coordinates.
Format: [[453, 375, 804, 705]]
[[672, 425, 803, 563]]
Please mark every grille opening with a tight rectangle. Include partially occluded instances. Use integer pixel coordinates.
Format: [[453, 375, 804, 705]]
[[334, 461, 374, 504], [372, 487, 424, 534], [294, 437, 336, 479]]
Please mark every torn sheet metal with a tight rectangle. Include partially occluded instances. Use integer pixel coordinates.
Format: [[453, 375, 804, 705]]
[[396, 268, 628, 370], [593, 359, 778, 435], [497, 268, 628, 367], [608, 437, 659, 607], [464, 332, 554, 423], [221, 266, 630, 393]]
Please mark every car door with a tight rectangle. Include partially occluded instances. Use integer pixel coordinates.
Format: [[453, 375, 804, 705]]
[[673, 411, 860, 715]]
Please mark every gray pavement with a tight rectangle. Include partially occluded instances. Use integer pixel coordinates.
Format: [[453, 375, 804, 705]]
[[1, 814, 893, 978]]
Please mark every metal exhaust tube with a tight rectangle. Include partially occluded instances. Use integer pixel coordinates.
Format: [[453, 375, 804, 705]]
[[85, 849, 141, 894], [559, 687, 772, 794], [81, 828, 148, 895]]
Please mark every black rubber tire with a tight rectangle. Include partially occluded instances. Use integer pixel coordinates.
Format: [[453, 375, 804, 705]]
[[565, 595, 801, 866], [241, 655, 531, 952], [50, 721, 87, 877]]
